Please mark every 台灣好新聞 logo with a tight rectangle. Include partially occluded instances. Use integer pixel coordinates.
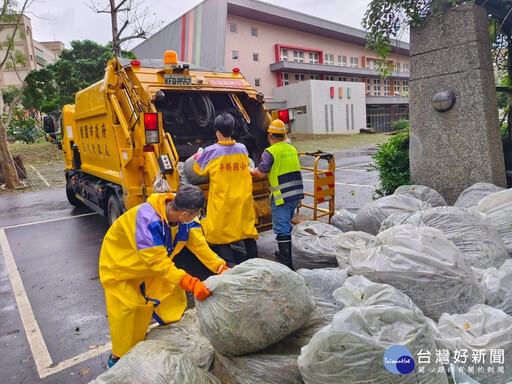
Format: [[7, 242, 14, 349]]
[[383, 345, 415, 374]]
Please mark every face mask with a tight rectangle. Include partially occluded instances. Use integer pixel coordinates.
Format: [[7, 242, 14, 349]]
[[180, 211, 199, 225]]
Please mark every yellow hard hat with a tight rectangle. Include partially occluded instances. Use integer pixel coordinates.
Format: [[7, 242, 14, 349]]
[[268, 119, 286, 134]]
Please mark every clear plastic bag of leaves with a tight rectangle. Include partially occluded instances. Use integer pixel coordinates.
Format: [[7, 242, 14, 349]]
[[213, 309, 328, 384], [330, 209, 356, 232], [90, 340, 220, 384], [145, 308, 214, 371], [453, 182, 505, 208], [436, 304, 512, 384], [333, 275, 418, 310], [475, 188, 512, 255], [354, 194, 431, 235], [296, 268, 348, 321], [298, 276, 448, 384], [334, 231, 377, 269], [379, 206, 508, 270], [481, 259, 512, 316], [347, 224, 484, 321], [394, 184, 447, 207], [291, 221, 343, 270], [196, 258, 315, 356]]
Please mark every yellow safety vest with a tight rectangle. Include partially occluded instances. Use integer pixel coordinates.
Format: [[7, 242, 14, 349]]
[[266, 141, 303, 206]]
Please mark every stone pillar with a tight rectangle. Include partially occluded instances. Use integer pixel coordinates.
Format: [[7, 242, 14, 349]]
[[409, 4, 506, 204]]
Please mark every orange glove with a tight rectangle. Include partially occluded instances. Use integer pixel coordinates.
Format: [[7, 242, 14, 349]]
[[217, 265, 230, 274], [180, 274, 211, 301]]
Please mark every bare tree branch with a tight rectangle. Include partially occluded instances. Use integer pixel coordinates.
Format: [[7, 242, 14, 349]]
[[87, 0, 160, 57]]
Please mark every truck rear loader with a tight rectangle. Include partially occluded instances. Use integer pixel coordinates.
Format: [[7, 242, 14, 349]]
[[61, 51, 272, 228]]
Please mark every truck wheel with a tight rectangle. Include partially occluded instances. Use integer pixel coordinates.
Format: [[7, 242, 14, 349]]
[[107, 195, 123, 226], [66, 178, 84, 207]]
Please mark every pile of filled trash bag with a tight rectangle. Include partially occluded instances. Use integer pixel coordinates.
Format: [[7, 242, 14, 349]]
[[90, 182, 512, 384]]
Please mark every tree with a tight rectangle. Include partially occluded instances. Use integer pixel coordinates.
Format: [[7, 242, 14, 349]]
[[6, 106, 40, 144], [363, 0, 467, 76], [22, 40, 135, 113], [86, 0, 159, 57], [0, 0, 32, 189], [22, 40, 115, 112]]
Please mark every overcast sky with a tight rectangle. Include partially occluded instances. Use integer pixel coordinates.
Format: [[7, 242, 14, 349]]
[[27, 0, 376, 50]]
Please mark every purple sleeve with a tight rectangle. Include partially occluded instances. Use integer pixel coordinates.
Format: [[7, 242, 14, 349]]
[[257, 150, 274, 174]]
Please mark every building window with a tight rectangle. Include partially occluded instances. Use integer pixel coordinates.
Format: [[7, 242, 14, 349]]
[[383, 79, 390, 96], [350, 57, 359, 68], [231, 50, 239, 60], [374, 79, 381, 96], [255, 78, 260, 87], [280, 49, 288, 61], [325, 75, 335, 81], [295, 106, 307, 115], [30, 54, 33, 61], [394, 80, 401, 95], [366, 59, 379, 69], [338, 55, 347, 66], [281, 72, 289, 86], [309, 52, 319, 64], [396, 62, 401, 72], [252, 53, 259, 62], [324, 54, 334, 65], [350, 77, 358, 82], [330, 104, 334, 132], [403, 63, 409, 72], [293, 50, 304, 62], [310, 74, 320, 80], [366, 78, 371, 94], [229, 23, 237, 33], [294, 74, 305, 81], [251, 27, 258, 37], [346, 105, 350, 130], [351, 104, 355, 130], [325, 105, 329, 133], [402, 80, 409, 93], [338, 76, 347, 81]]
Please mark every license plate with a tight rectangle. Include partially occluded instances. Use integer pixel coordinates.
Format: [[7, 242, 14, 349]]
[[164, 74, 191, 85]]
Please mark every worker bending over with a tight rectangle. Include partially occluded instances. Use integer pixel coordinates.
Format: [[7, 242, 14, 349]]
[[250, 119, 304, 269], [193, 112, 259, 267], [99, 185, 228, 368]]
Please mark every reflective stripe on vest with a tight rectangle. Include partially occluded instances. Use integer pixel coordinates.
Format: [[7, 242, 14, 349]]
[[266, 142, 303, 206]]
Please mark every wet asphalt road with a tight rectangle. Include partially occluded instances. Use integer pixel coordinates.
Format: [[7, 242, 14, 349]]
[[0, 147, 378, 383]]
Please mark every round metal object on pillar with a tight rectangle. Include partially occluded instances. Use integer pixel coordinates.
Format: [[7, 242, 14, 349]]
[[432, 90, 456, 112]]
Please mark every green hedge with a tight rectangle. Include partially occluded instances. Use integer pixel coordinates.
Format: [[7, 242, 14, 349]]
[[369, 124, 411, 198]]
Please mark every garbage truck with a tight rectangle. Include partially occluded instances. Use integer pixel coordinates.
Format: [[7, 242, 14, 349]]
[[61, 50, 272, 228]]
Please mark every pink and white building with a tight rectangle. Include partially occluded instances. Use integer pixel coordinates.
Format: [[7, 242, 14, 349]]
[[132, 0, 410, 133]]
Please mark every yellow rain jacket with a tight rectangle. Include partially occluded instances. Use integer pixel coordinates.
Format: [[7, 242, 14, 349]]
[[99, 193, 225, 357], [193, 140, 258, 244]]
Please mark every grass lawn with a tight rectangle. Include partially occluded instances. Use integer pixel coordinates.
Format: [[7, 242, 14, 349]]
[[290, 132, 391, 153], [8, 140, 64, 165]]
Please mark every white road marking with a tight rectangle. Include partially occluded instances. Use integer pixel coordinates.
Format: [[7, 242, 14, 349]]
[[302, 161, 373, 177], [302, 178, 376, 188], [0, 212, 117, 378], [4, 212, 97, 230], [29, 165, 51, 187], [0, 228, 53, 376]]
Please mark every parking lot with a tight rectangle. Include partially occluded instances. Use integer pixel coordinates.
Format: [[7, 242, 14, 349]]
[[0, 147, 379, 383]]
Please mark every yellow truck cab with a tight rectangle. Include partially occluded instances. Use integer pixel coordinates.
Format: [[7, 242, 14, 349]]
[[62, 51, 271, 228]]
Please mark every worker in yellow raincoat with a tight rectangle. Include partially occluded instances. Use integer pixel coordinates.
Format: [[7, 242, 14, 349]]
[[193, 112, 258, 267], [99, 184, 229, 368]]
